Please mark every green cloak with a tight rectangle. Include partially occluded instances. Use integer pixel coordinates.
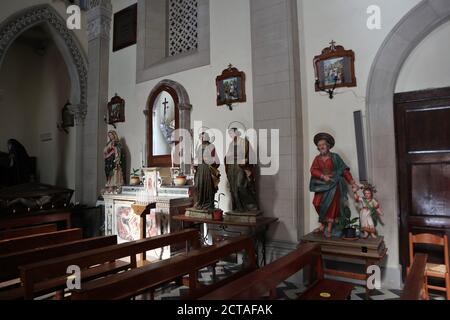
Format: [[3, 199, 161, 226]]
[[309, 153, 350, 222]]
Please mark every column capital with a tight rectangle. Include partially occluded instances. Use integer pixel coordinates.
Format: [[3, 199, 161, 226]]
[[87, 0, 112, 41]]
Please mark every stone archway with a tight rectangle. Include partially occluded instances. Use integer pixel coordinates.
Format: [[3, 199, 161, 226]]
[[366, 0, 450, 288], [0, 5, 88, 122], [0, 5, 88, 201]]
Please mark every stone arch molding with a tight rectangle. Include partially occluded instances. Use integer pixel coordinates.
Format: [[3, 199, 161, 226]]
[[365, 0, 450, 285], [0, 5, 88, 124]]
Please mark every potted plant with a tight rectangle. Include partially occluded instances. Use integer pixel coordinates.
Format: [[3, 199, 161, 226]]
[[130, 168, 141, 186], [337, 206, 359, 239], [212, 193, 225, 221], [173, 171, 187, 186]]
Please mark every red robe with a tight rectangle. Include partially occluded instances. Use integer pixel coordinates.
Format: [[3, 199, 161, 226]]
[[310, 155, 354, 223]]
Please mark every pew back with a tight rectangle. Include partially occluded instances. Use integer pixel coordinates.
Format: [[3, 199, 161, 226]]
[[0, 224, 57, 240], [0, 228, 83, 255], [71, 235, 257, 300], [20, 229, 201, 299]]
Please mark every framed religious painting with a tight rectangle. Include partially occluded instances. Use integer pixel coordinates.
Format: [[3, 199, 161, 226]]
[[216, 64, 246, 108], [112, 3, 137, 52], [107, 94, 125, 126], [313, 41, 357, 91]]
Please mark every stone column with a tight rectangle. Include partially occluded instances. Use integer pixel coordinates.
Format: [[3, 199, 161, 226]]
[[82, 0, 112, 205], [250, 0, 304, 258]]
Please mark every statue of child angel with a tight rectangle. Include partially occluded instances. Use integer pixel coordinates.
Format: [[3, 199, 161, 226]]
[[353, 183, 384, 239]]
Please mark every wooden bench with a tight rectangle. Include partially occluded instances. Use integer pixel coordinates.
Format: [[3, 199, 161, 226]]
[[70, 236, 257, 300], [0, 211, 71, 231], [19, 229, 201, 300], [0, 235, 119, 300], [0, 228, 83, 256], [401, 253, 428, 300], [0, 224, 57, 240], [199, 242, 354, 300]]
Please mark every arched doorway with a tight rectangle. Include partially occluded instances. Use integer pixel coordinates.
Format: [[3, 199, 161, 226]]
[[0, 5, 88, 201], [366, 0, 450, 287]]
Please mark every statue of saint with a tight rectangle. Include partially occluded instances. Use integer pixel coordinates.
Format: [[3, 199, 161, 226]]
[[104, 130, 125, 188], [354, 183, 384, 238], [193, 132, 220, 211], [309, 133, 358, 238], [224, 128, 258, 213]]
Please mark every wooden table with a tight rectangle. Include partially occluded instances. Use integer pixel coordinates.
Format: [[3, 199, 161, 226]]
[[301, 232, 387, 299], [173, 215, 278, 266]]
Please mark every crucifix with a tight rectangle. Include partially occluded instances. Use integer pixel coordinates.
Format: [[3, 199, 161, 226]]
[[162, 98, 170, 119], [329, 40, 337, 51]]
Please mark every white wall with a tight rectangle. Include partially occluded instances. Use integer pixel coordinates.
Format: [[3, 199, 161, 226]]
[[297, 0, 422, 282], [108, 0, 254, 211], [396, 20, 450, 93], [0, 38, 76, 190]]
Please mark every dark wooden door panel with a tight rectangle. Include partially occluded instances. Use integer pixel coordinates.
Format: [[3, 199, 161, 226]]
[[394, 87, 450, 275]]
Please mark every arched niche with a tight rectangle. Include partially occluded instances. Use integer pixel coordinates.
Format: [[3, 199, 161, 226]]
[[0, 5, 88, 122], [366, 0, 450, 287], [0, 5, 88, 201], [144, 80, 192, 170]]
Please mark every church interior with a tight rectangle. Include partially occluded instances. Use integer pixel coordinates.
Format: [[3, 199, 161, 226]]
[[0, 0, 449, 303]]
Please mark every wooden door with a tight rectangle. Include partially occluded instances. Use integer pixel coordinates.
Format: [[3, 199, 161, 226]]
[[394, 87, 450, 273]]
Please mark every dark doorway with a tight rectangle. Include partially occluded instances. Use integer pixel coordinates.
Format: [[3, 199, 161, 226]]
[[394, 87, 450, 276]]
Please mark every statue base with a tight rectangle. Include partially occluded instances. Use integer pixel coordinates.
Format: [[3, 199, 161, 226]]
[[224, 210, 262, 223], [185, 208, 212, 219]]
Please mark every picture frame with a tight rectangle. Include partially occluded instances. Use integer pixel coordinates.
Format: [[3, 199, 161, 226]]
[[313, 42, 356, 91], [107, 94, 125, 126], [112, 3, 137, 52], [216, 64, 246, 107]]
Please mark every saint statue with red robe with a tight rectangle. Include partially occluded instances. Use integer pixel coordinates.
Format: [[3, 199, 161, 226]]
[[310, 133, 359, 238]]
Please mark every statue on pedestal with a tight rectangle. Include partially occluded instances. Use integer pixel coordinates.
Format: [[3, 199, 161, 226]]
[[192, 132, 220, 211], [224, 127, 259, 214], [309, 133, 359, 238], [354, 183, 384, 238], [104, 130, 125, 189]]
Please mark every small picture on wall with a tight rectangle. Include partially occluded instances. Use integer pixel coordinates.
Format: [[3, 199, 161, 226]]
[[314, 42, 356, 91], [216, 64, 246, 107], [107, 94, 125, 126]]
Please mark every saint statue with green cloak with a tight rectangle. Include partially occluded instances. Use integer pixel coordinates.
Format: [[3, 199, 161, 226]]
[[310, 133, 359, 238]]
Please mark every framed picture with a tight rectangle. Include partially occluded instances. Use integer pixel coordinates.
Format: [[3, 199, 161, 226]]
[[112, 4, 137, 52], [107, 94, 125, 126], [216, 65, 246, 107], [314, 42, 356, 91]]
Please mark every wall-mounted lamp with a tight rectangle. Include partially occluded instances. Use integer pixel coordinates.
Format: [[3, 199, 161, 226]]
[[315, 76, 339, 99], [57, 101, 75, 134]]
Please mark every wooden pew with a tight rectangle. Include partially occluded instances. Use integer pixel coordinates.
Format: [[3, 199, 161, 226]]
[[0, 211, 71, 230], [199, 242, 354, 300], [0, 235, 119, 300], [20, 229, 201, 300], [70, 236, 257, 300], [0, 224, 57, 240], [0, 228, 83, 255], [401, 253, 428, 300]]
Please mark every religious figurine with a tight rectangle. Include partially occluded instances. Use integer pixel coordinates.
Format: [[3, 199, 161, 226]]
[[354, 183, 384, 239], [7, 139, 32, 185], [224, 128, 258, 213], [104, 130, 125, 188], [193, 132, 221, 211], [309, 133, 359, 238]]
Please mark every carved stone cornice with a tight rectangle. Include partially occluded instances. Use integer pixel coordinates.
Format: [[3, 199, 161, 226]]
[[0, 5, 88, 125], [87, 0, 112, 41]]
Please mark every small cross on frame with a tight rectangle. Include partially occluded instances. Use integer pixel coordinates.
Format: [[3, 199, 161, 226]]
[[329, 40, 337, 51], [162, 98, 170, 117]]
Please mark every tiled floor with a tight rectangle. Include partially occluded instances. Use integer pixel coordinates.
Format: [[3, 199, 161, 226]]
[[147, 262, 446, 301]]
